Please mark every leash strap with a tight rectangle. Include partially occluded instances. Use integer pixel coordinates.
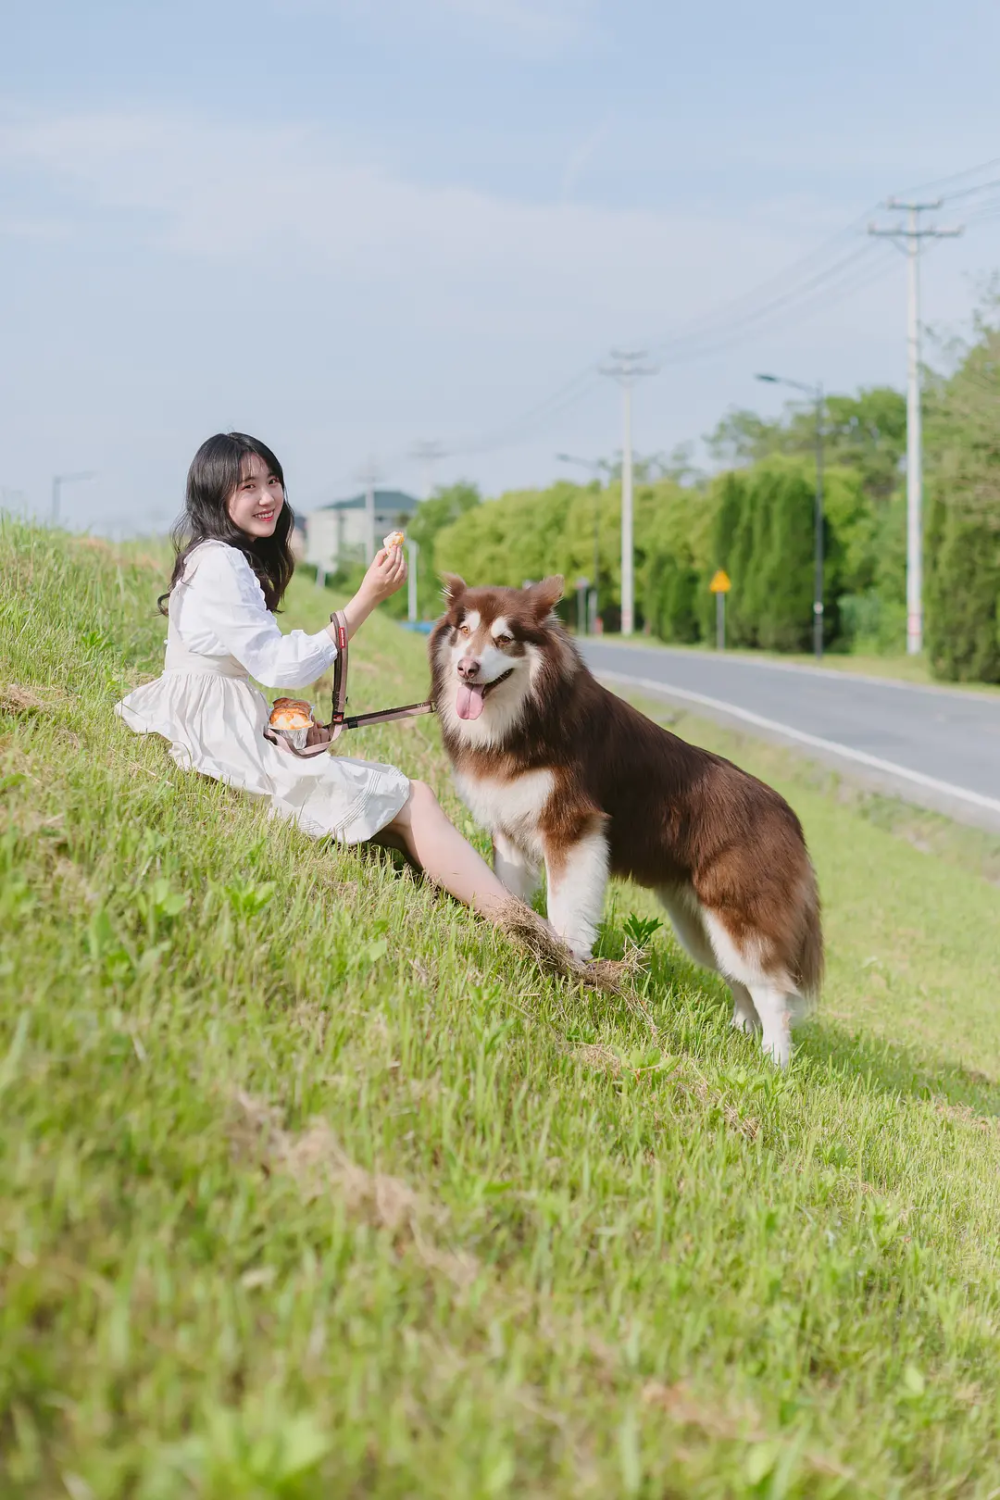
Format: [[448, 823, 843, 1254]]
[[342, 701, 436, 729], [263, 608, 435, 758], [328, 610, 350, 742]]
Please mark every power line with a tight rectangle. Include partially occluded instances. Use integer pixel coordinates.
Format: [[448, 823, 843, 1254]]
[[453, 366, 602, 456], [451, 206, 894, 459], [447, 183, 973, 460], [452, 242, 895, 458], [956, 195, 1000, 225], [336, 156, 1000, 477], [650, 243, 899, 367], [900, 156, 1000, 199], [644, 207, 885, 357], [938, 176, 1000, 204], [409, 440, 447, 499]]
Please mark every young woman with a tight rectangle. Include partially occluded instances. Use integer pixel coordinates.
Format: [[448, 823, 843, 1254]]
[[116, 431, 514, 919]]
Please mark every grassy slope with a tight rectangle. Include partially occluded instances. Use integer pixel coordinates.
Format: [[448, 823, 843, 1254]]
[[3, 518, 1000, 1499]]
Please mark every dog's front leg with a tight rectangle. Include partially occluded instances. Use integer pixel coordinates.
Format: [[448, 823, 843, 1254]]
[[544, 822, 609, 961], [493, 830, 541, 904]]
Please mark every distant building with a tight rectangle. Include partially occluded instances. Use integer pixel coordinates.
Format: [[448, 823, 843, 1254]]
[[303, 489, 420, 573]]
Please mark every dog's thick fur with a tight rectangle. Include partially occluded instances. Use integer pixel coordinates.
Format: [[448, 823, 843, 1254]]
[[430, 574, 823, 1065]]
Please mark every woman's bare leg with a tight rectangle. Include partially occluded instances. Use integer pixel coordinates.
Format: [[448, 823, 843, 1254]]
[[382, 783, 626, 994], [384, 780, 511, 918]]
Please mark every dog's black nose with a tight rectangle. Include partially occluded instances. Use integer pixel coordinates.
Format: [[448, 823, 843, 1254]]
[[457, 656, 480, 680]]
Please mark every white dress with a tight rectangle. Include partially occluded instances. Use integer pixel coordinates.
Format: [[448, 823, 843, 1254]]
[[115, 540, 410, 844]]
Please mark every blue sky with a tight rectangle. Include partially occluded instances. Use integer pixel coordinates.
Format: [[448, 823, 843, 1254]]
[[3, 0, 1000, 532]]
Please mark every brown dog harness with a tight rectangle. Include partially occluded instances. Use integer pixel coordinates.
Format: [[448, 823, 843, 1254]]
[[262, 610, 436, 759]]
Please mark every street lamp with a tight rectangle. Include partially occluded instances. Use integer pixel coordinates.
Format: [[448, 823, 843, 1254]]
[[556, 452, 604, 634], [51, 471, 97, 526], [754, 374, 825, 661]]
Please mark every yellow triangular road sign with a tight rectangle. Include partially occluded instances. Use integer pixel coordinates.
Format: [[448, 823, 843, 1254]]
[[709, 569, 731, 594]]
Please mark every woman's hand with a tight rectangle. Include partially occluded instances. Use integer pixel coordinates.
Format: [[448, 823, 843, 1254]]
[[335, 543, 408, 642], [361, 544, 407, 605]]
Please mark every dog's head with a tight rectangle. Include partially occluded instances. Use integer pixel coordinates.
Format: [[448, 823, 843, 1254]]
[[430, 573, 565, 747]]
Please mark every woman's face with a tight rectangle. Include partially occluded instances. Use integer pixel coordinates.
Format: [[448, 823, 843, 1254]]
[[226, 452, 284, 538]]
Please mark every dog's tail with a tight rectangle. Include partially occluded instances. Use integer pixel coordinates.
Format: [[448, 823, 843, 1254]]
[[794, 862, 824, 1007]]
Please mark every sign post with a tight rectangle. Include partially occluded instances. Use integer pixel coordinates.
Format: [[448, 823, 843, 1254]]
[[709, 569, 731, 650]]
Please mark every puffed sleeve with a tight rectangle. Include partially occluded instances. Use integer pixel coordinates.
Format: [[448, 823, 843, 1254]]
[[183, 544, 339, 688]]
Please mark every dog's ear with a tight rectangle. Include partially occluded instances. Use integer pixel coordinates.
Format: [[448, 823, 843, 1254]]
[[440, 573, 467, 611], [527, 575, 564, 620]]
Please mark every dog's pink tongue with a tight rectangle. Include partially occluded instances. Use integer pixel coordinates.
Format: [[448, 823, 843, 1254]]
[[456, 682, 486, 721]]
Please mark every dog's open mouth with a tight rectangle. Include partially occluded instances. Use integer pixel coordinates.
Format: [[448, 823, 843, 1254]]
[[455, 668, 514, 721]]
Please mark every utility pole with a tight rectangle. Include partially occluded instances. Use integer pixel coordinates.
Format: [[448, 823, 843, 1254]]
[[599, 350, 657, 637], [407, 539, 419, 623], [869, 201, 963, 655], [410, 440, 447, 501], [357, 458, 381, 564], [51, 471, 96, 525]]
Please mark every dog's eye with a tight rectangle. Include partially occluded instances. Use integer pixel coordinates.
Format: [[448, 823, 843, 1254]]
[[458, 624, 471, 637], [495, 634, 513, 646]]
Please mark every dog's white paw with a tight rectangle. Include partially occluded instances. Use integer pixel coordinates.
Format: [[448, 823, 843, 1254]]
[[551, 926, 594, 963]]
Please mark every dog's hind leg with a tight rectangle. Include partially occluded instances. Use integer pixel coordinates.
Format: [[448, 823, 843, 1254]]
[[544, 824, 609, 961], [657, 885, 717, 969], [730, 983, 761, 1036], [659, 888, 763, 1040], [747, 984, 792, 1067], [493, 831, 541, 904], [700, 908, 795, 1066]]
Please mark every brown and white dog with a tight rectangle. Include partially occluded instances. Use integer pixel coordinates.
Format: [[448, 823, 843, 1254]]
[[430, 574, 823, 1065]]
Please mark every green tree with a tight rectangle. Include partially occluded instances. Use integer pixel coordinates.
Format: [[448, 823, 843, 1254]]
[[754, 466, 815, 651], [705, 387, 906, 504], [926, 495, 1000, 681], [705, 458, 844, 650], [640, 483, 710, 642], [924, 303, 1000, 682], [408, 481, 481, 617], [704, 386, 906, 644]]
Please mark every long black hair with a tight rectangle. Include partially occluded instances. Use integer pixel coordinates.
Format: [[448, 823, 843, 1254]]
[[158, 432, 297, 615]]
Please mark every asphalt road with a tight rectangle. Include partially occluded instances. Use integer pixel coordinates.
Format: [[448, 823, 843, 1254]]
[[580, 640, 1000, 833]]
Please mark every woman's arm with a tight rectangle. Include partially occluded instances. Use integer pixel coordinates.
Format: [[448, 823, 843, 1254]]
[[180, 542, 408, 688], [336, 546, 408, 642], [180, 546, 339, 689]]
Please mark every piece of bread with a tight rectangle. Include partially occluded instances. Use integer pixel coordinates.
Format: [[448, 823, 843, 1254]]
[[383, 529, 405, 550], [269, 698, 314, 732]]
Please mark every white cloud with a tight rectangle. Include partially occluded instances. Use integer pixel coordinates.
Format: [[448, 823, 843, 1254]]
[[6, 104, 970, 524], [0, 108, 796, 329], [432, 0, 597, 45], [273, 0, 601, 56], [558, 114, 613, 203]]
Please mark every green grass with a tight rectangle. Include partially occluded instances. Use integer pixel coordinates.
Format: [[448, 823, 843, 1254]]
[[4, 518, 1000, 1499]]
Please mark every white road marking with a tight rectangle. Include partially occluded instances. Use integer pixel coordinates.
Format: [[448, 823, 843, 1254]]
[[589, 643, 1000, 705], [597, 668, 1000, 820]]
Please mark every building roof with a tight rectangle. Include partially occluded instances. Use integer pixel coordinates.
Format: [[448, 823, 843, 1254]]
[[313, 488, 420, 514]]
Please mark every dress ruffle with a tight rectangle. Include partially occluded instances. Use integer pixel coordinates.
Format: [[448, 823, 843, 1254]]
[[116, 672, 409, 845]]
